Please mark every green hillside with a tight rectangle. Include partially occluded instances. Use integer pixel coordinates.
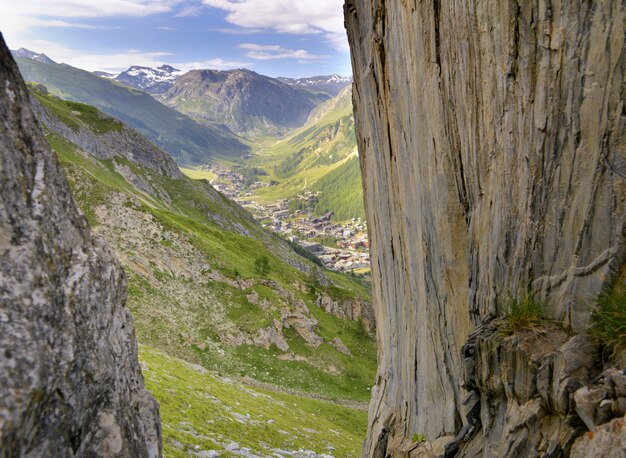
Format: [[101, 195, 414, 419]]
[[141, 345, 368, 457], [312, 156, 365, 221], [16, 57, 249, 164], [31, 89, 375, 455], [243, 87, 365, 221]]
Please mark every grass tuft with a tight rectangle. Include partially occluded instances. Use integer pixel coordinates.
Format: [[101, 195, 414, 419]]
[[412, 433, 427, 443], [499, 292, 544, 335], [590, 281, 626, 355]]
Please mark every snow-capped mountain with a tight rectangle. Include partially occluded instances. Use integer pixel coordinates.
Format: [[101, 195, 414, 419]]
[[113, 65, 183, 94], [277, 74, 352, 96], [11, 48, 56, 64]]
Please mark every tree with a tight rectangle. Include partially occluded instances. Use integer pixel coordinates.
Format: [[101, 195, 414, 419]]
[[254, 255, 270, 276]]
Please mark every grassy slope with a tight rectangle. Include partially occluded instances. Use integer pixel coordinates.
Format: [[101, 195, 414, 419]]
[[38, 94, 376, 404], [16, 57, 248, 163], [311, 156, 366, 221], [141, 345, 368, 457], [241, 88, 365, 221], [180, 167, 216, 181]]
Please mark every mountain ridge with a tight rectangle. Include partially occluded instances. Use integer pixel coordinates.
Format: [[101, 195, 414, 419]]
[[14, 56, 249, 164], [277, 74, 352, 96], [160, 68, 330, 137]]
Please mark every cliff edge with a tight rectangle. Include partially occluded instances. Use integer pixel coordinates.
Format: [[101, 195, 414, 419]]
[[345, 0, 625, 456], [0, 34, 162, 456]]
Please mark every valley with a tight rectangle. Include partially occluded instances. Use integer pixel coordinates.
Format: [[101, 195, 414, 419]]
[[26, 73, 372, 456], [182, 164, 370, 273], [3, 3, 625, 458]]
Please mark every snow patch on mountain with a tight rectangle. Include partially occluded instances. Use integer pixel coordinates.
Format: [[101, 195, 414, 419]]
[[277, 74, 352, 96], [114, 65, 184, 94]]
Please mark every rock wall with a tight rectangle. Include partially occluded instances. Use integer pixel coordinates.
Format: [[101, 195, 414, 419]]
[[344, 0, 625, 455], [0, 34, 162, 456]]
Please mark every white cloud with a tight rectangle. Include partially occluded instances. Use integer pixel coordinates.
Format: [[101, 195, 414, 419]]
[[175, 58, 252, 71], [246, 50, 325, 61], [12, 39, 251, 73], [157, 26, 178, 31], [0, 0, 184, 18], [202, 0, 348, 50], [207, 27, 263, 35], [239, 44, 284, 52], [0, 0, 184, 45], [21, 41, 175, 72], [238, 43, 327, 61], [174, 4, 204, 17]]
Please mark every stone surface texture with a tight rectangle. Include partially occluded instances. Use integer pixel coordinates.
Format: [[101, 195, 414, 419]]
[[0, 35, 162, 456], [345, 0, 625, 455]]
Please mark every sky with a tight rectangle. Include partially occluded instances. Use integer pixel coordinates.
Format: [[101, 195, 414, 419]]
[[0, 0, 351, 78]]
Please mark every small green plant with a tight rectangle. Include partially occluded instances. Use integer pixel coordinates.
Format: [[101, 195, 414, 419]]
[[590, 281, 626, 355], [254, 255, 270, 276], [500, 292, 544, 335], [412, 433, 427, 443]]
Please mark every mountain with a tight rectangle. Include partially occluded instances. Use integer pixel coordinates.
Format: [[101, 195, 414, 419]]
[[30, 85, 377, 455], [249, 86, 364, 221], [160, 68, 330, 137], [14, 55, 249, 164], [10, 47, 56, 64], [113, 64, 182, 94], [278, 74, 352, 96]]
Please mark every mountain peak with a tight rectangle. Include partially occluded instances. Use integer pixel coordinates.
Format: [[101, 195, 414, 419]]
[[113, 64, 182, 94], [12, 48, 56, 64], [158, 64, 179, 73]]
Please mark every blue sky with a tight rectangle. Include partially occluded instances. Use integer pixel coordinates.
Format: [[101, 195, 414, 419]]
[[0, 0, 351, 78]]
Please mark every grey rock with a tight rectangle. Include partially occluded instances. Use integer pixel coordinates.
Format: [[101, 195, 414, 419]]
[[331, 337, 351, 356], [610, 372, 626, 398], [345, 0, 625, 455], [0, 34, 161, 455], [253, 319, 289, 352], [281, 311, 324, 347], [570, 413, 626, 458], [195, 451, 220, 458], [316, 293, 375, 331], [575, 386, 607, 430]]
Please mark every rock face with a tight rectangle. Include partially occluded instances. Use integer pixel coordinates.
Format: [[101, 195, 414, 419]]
[[0, 35, 162, 456], [30, 91, 182, 180], [345, 0, 625, 455], [452, 319, 625, 457]]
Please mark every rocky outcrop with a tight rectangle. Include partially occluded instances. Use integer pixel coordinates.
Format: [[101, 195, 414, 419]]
[[447, 318, 626, 457], [571, 413, 626, 458], [316, 293, 375, 331], [0, 35, 161, 455], [345, 0, 625, 455], [30, 90, 182, 179]]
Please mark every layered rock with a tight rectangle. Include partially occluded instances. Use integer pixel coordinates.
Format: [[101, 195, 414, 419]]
[[0, 35, 161, 455], [449, 318, 626, 457], [345, 0, 625, 455]]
